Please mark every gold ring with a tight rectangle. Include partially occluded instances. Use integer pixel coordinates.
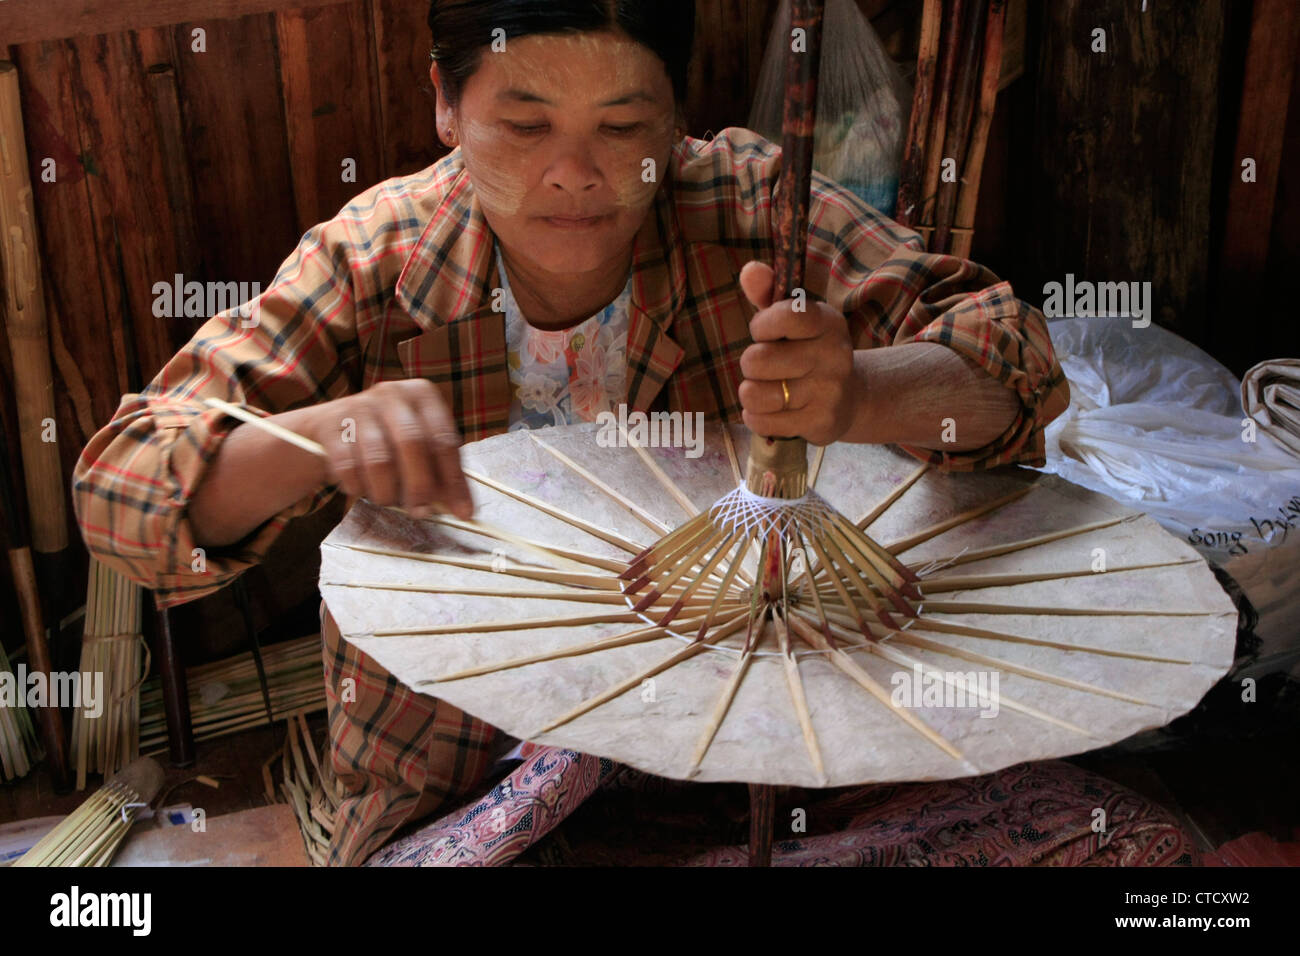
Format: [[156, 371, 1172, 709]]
[[781, 379, 791, 411]]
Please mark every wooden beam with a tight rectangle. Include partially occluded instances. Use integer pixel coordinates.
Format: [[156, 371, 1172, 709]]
[[0, 0, 354, 46], [1216, 0, 1300, 360]]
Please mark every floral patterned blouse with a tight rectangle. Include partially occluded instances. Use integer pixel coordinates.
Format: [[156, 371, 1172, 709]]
[[499, 242, 633, 430]]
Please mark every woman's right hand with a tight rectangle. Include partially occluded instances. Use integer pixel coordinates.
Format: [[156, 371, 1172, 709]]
[[301, 379, 475, 520]]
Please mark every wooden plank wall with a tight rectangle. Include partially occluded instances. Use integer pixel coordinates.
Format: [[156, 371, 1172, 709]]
[[0, 0, 910, 662]]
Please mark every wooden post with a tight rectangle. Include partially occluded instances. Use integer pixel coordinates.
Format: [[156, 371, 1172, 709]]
[[747, 782, 776, 866], [151, 599, 194, 767]]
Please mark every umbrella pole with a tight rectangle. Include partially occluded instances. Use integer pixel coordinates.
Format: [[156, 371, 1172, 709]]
[[747, 783, 777, 866], [745, 0, 828, 867]]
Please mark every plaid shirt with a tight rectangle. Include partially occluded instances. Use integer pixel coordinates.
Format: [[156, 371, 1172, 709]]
[[73, 127, 1069, 864]]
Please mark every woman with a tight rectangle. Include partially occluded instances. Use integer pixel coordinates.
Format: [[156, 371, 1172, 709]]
[[73, 0, 1184, 867]]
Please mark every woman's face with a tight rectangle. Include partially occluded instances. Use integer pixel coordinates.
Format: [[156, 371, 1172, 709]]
[[432, 30, 678, 277]]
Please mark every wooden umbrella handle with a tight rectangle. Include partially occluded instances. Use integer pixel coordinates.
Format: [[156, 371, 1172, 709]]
[[747, 0, 829, 869], [744, 0, 827, 502]]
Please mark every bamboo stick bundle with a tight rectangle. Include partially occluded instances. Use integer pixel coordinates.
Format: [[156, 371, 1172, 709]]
[[136, 634, 325, 754], [70, 557, 147, 790], [0, 640, 39, 781], [949, 0, 1008, 259], [931, 0, 987, 254], [13, 757, 163, 867], [895, 0, 943, 227], [917, 0, 966, 237]]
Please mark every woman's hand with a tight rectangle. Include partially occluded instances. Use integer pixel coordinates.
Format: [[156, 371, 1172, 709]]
[[301, 379, 475, 520], [737, 260, 858, 446]]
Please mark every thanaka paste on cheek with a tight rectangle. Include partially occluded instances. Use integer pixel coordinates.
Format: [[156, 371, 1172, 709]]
[[458, 115, 529, 215], [453, 31, 677, 248]]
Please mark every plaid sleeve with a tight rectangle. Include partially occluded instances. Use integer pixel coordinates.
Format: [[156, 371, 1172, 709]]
[[806, 170, 1070, 471], [71, 216, 366, 610]]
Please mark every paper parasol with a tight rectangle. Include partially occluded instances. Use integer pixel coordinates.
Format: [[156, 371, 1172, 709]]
[[318, 422, 1236, 787]]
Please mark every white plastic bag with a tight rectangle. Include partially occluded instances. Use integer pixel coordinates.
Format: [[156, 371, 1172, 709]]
[[1037, 317, 1300, 665], [747, 0, 911, 217]]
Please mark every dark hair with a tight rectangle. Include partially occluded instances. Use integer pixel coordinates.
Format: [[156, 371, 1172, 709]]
[[428, 0, 695, 113]]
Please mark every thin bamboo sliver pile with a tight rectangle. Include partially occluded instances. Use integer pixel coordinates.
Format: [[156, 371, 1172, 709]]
[[70, 558, 145, 790], [262, 711, 340, 867], [137, 635, 326, 754], [0, 640, 38, 781]]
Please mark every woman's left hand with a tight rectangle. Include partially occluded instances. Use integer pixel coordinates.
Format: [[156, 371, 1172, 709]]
[[737, 260, 859, 446]]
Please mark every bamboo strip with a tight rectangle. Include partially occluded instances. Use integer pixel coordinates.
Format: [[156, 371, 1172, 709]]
[[326, 542, 618, 590], [773, 608, 826, 783], [620, 426, 700, 518], [917, 558, 1200, 592], [371, 611, 644, 637], [686, 618, 758, 776], [883, 485, 1032, 554], [429, 514, 622, 573], [323, 581, 637, 604], [812, 602, 1202, 665], [530, 614, 750, 735], [824, 617, 1100, 738], [417, 611, 742, 684], [881, 627, 1166, 709], [530, 432, 670, 533], [808, 446, 827, 489], [917, 600, 1219, 617], [907, 514, 1134, 570], [785, 612, 969, 766], [857, 462, 929, 529], [465, 469, 646, 554], [721, 426, 743, 485]]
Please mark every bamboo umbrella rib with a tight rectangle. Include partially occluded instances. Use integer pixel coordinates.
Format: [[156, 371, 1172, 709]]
[[881, 627, 1168, 710], [907, 514, 1136, 570], [465, 469, 647, 554], [325, 542, 619, 590], [817, 524, 901, 626], [857, 461, 929, 529], [429, 514, 624, 573], [805, 533, 871, 635], [721, 427, 743, 485], [808, 445, 827, 489], [370, 610, 645, 637], [883, 486, 1033, 554], [773, 607, 827, 783], [825, 514, 918, 609], [917, 559, 1201, 593], [785, 612, 971, 768], [324, 581, 652, 604], [687, 619, 758, 776], [635, 530, 743, 621], [809, 612, 1101, 738], [620, 425, 700, 518], [811, 601, 1203, 665], [917, 600, 1221, 617], [530, 432, 670, 534], [692, 537, 752, 640], [630, 526, 730, 608], [529, 613, 751, 736], [901, 617, 1204, 666], [418, 611, 743, 684]]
